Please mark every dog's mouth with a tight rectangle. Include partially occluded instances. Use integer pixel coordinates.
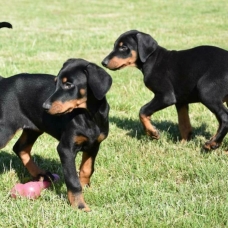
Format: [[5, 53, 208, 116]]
[[105, 51, 138, 70], [117, 64, 128, 70], [46, 99, 87, 115], [106, 60, 137, 71], [109, 64, 127, 71], [45, 108, 73, 116], [107, 62, 134, 71], [55, 108, 74, 115], [115, 63, 138, 71]]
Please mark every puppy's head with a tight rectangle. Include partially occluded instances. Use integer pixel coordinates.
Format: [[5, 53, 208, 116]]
[[43, 58, 112, 115], [102, 30, 158, 70]]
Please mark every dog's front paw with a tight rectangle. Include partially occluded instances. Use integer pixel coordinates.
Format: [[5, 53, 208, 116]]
[[203, 140, 221, 150], [68, 191, 91, 212], [35, 171, 55, 182], [145, 128, 160, 140], [139, 115, 160, 140], [77, 202, 91, 212]]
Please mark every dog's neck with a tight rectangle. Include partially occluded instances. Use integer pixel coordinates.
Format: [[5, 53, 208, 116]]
[[86, 89, 109, 131], [136, 58, 144, 70], [135, 50, 158, 71], [138, 46, 167, 74]]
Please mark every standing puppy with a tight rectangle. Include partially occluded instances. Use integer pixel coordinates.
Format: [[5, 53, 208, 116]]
[[43, 59, 112, 210], [102, 30, 228, 150], [0, 58, 112, 211]]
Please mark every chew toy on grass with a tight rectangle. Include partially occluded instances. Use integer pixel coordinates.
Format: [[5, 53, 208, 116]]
[[11, 173, 59, 199]]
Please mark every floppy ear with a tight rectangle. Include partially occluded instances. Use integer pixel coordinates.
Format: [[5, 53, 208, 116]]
[[136, 32, 158, 63], [86, 63, 112, 100]]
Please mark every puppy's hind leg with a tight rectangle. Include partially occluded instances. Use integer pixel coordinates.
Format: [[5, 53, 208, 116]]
[[201, 102, 228, 150], [176, 104, 193, 142], [13, 129, 45, 178], [198, 75, 228, 150], [0, 125, 20, 149]]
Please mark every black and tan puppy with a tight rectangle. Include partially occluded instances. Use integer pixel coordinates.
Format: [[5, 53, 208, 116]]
[[0, 58, 112, 211], [102, 30, 228, 150]]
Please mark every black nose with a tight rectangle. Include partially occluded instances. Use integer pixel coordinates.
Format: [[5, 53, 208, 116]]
[[101, 58, 108, 67], [42, 102, 51, 111]]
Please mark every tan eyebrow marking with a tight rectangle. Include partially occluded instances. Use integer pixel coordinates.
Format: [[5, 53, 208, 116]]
[[62, 77, 67, 83], [80, 89, 86, 96]]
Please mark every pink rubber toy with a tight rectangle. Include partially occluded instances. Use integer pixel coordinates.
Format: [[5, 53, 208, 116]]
[[11, 174, 59, 199]]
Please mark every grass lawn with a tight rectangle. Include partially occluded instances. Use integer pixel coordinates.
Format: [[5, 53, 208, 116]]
[[1, 0, 228, 227]]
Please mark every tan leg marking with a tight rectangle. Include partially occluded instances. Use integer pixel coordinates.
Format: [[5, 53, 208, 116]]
[[177, 105, 192, 142], [139, 114, 160, 139], [19, 146, 45, 177], [16, 130, 45, 177], [67, 190, 90, 212], [203, 140, 221, 150], [79, 152, 95, 187]]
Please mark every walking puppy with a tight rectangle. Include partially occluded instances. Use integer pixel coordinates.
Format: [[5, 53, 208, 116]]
[[0, 58, 112, 211], [102, 30, 228, 150]]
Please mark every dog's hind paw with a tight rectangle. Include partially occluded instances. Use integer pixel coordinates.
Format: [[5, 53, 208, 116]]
[[81, 204, 91, 212], [146, 129, 160, 140], [203, 141, 221, 150]]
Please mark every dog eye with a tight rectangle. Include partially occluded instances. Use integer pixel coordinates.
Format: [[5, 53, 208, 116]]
[[119, 46, 128, 51], [63, 82, 74, 89]]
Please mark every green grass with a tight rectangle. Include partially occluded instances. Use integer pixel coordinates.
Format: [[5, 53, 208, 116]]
[[1, 0, 228, 227]]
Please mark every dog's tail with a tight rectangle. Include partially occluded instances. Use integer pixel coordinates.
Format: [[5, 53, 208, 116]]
[[0, 22, 12, 29]]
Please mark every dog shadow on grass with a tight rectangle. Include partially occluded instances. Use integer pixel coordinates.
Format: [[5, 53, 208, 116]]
[[0, 151, 65, 194], [110, 116, 212, 142]]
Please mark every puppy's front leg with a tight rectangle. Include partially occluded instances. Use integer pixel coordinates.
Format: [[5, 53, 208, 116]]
[[79, 145, 99, 187], [57, 141, 90, 212], [139, 93, 176, 139]]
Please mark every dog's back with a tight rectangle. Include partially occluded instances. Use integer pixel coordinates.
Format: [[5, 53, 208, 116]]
[[0, 73, 55, 130], [150, 45, 228, 100]]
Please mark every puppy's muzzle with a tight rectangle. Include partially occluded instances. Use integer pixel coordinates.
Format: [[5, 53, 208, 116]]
[[101, 57, 109, 67]]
